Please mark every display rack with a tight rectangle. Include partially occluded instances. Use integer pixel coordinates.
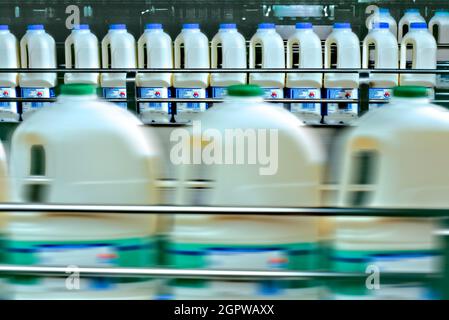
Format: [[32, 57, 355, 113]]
[[0, 204, 448, 299]]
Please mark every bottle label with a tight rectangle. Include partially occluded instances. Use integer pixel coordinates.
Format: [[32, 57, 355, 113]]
[[326, 88, 358, 124], [0, 87, 19, 122], [102, 87, 127, 109], [369, 88, 393, 110], [138, 87, 171, 114], [168, 242, 320, 298], [175, 88, 207, 113], [288, 88, 321, 121], [21, 88, 55, 116], [211, 87, 228, 98], [262, 88, 284, 100]]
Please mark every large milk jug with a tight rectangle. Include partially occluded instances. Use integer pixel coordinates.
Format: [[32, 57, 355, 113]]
[[136, 23, 173, 124], [366, 8, 397, 38], [170, 85, 326, 300], [249, 23, 285, 99], [324, 23, 360, 124], [429, 10, 449, 87], [8, 84, 163, 299], [332, 86, 448, 299], [101, 24, 136, 109], [210, 23, 247, 98], [19, 25, 57, 119], [398, 9, 426, 42], [400, 22, 437, 90], [0, 25, 19, 122], [173, 24, 210, 123], [64, 24, 100, 85], [362, 22, 399, 108], [286, 22, 322, 124]]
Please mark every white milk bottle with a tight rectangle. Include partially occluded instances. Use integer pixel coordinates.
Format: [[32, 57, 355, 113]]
[[324, 23, 360, 124], [398, 9, 426, 42], [171, 84, 326, 300], [332, 86, 449, 299], [64, 24, 100, 85], [8, 83, 163, 299], [249, 23, 285, 99], [362, 22, 398, 109], [286, 22, 322, 124], [0, 25, 19, 122], [429, 10, 449, 87], [136, 23, 173, 123], [173, 23, 209, 123], [101, 24, 136, 109], [19, 25, 57, 120], [210, 23, 247, 98], [366, 8, 397, 38], [400, 22, 437, 92]]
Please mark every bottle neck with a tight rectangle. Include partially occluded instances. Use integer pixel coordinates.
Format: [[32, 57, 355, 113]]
[[391, 96, 430, 105], [225, 96, 264, 103]]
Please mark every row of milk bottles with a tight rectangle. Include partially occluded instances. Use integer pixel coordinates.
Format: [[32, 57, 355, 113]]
[[0, 19, 440, 126], [1, 82, 449, 299]]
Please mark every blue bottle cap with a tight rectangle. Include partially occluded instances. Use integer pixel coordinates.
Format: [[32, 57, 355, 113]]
[[73, 24, 89, 30], [27, 24, 44, 31], [295, 22, 313, 29], [334, 22, 351, 29], [109, 24, 126, 30], [410, 22, 427, 29], [0, 25, 9, 30], [145, 23, 163, 30], [219, 23, 237, 29], [183, 23, 199, 29], [258, 23, 275, 29], [373, 22, 390, 29], [405, 9, 420, 14], [379, 8, 390, 14]]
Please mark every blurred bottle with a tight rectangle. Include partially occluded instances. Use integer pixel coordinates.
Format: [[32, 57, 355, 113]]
[[173, 23, 210, 123], [429, 10, 449, 87], [249, 23, 285, 100], [286, 22, 323, 124], [64, 24, 100, 85], [210, 23, 247, 98], [324, 23, 360, 125], [101, 24, 136, 109], [0, 25, 19, 122], [333, 86, 449, 299], [400, 22, 437, 92], [136, 23, 173, 124], [19, 25, 57, 120], [362, 22, 399, 109], [8, 84, 164, 299], [171, 85, 326, 299], [0, 140, 8, 298], [398, 9, 426, 42], [366, 8, 397, 38]]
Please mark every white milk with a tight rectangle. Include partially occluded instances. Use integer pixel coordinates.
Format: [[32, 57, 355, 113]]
[[249, 23, 285, 99], [171, 85, 326, 300], [173, 24, 210, 122], [0, 25, 19, 122], [333, 86, 448, 299], [101, 24, 136, 109], [398, 9, 426, 42], [286, 22, 322, 124], [210, 23, 247, 98], [136, 23, 173, 123], [19, 25, 57, 119], [362, 22, 399, 108], [8, 83, 164, 299], [366, 8, 397, 38], [324, 23, 360, 124], [400, 22, 437, 89], [429, 10, 449, 87], [64, 24, 100, 85]]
